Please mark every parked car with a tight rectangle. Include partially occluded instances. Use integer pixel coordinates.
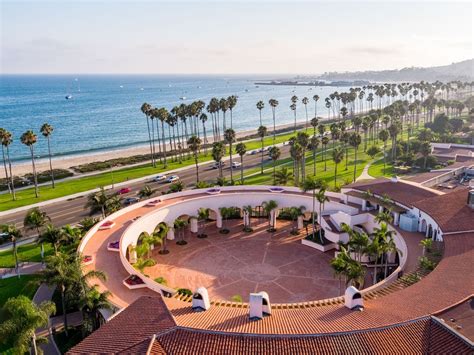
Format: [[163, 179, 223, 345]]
[[153, 174, 167, 182], [118, 187, 131, 194], [167, 175, 180, 183], [124, 197, 140, 205], [231, 161, 241, 168], [250, 150, 257, 155]]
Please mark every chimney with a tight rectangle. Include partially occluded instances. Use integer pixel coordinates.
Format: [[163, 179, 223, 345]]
[[468, 190, 474, 210]]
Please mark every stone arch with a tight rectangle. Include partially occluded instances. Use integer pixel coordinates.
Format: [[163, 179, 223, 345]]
[[420, 219, 427, 233]]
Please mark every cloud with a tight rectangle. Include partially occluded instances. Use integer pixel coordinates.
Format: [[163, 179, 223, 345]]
[[346, 46, 400, 55]]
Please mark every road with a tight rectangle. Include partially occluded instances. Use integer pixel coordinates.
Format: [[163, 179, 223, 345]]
[[0, 145, 292, 233]]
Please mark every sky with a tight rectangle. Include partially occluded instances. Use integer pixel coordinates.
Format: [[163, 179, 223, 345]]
[[1, 0, 472, 74]]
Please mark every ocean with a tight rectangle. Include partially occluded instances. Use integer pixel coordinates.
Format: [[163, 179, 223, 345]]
[[0, 75, 350, 163]]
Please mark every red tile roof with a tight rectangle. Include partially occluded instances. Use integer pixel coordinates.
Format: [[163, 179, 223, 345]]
[[413, 189, 474, 233], [68, 296, 176, 354], [147, 319, 473, 354], [346, 178, 439, 207]]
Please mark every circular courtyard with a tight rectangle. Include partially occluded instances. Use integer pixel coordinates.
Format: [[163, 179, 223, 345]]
[[144, 218, 340, 303]]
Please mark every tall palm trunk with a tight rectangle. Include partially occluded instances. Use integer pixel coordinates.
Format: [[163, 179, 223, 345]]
[[161, 121, 167, 168], [202, 122, 208, 154], [46, 136, 55, 188], [261, 137, 265, 174], [61, 285, 69, 336], [29, 146, 39, 198], [150, 121, 156, 166], [145, 115, 155, 167], [240, 155, 244, 184], [6, 146, 15, 200], [353, 146, 358, 182], [229, 143, 233, 182], [1, 146, 11, 195], [155, 119, 162, 163], [334, 163, 338, 188]]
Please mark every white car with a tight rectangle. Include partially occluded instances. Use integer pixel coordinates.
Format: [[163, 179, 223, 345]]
[[231, 161, 241, 168], [154, 174, 167, 182], [167, 175, 179, 183]]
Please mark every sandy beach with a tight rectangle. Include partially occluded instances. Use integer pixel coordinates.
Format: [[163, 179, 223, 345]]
[[9, 120, 312, 176]]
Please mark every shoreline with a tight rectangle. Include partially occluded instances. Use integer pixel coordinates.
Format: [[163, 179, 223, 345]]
[[9, 119, 319, 176]]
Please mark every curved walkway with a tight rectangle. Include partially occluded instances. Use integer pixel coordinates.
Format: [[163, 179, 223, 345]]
[[356, 161, 375, 181]]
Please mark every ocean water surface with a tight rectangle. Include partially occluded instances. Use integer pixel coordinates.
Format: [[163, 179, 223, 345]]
[[0, 75, 349, 162]]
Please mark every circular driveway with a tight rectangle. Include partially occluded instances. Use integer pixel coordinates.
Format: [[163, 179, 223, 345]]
[[145, 219, 340, 303]]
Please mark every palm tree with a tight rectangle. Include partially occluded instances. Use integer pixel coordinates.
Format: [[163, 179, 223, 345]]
[[312, 95, 320, 118], [0, 224, 22, 277], [174, 218, 188, 245], [268, 146, 281, 185], [262, 200, 278, 232], [141, 102, 155, 167], [41, 252, 74, 335], [157, 108, 169, 168], [197, 208, 210, 238], [199, 113, 209, 154], [227, 95, 238, 129], [302, 97, 309, 130], [257, 125, 267, 174], [289, 206, 305, 234], [40, 123, 55, 188], [275, 167, 292, 185], [378, 129, 389, 174], [0, 295, 56, 355], [289, 141, 303, 186], [332, 147, 344, 189], [24, 207, 50, 261], [296, 132, 309, 181], [349, 132, 362, 182], [218, 207, 232, 233], [138, 184, 154, 199], [187, 135, 202, 183], [375, 210, 393, 224], [133, 257, 156, 273], [211, 142, 226, 178], [80, 285, 111, 332], [419, 141, 431, 169], [269, 99, 279, 144], [321, 136, 329, 171], [302, 177, 325, 243], [242, 205, 253, 231], [39, 224, 64, 255], [373, 222, 399, 278], [310, 117, 319, 175], [20, 130, 39, 198], [154, 222, 170, 254], [256, 101, 265, 126], [224, 129, 236, 182], [290, 103, 297, 133], [235, 142, 247, 184], [85, 187, 121, 218], [0, 128, 15, 199]]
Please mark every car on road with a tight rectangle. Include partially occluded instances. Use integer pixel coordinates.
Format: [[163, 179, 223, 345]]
[[124, 197, 140, 205], [153, 174, 167, 182], [231, 161, 241, 168], [211, 161, 225, 169], [250, 150, 257, 155], [167, 175, 180, 183], [118, 187, 131, 194]]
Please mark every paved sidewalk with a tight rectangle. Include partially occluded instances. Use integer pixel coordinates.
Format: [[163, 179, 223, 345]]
[[356, 162, 375, 181], [0, 262, 44, 278], [33, 284, 61, 355]]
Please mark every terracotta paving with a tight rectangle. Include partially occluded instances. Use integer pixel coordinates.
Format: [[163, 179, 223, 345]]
[[146, 219, 339, 303]]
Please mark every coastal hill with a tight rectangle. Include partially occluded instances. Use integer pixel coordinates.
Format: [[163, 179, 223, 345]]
[[298, 59, 473, 83]]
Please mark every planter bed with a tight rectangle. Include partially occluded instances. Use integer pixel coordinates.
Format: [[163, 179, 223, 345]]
[[206, 188, 221, 195], [268, 187, 285, 193], [123, 275, 147, 289], [82, 255, 93, 265], [98, 221, 115, 230], [301, 237, 337, 252], [107, 241, 120, 252], [146, 199, 161, 207]]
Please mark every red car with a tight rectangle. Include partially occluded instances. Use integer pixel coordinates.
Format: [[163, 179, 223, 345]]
[[118, 187, 131, 194]]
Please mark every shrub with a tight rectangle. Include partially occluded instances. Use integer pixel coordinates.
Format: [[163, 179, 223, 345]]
[[231, 295, 243, 303], [418, 256, 436, 271], [177, 288, 192, 296], [154, 277, 167, 285]]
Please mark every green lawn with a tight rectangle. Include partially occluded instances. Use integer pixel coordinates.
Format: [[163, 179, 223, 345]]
[[368, 157, 395, 178], [0, 242, 53, 268]]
